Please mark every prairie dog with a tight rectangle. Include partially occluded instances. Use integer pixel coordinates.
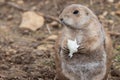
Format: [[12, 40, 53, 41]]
[[55, 4, 113, 80]]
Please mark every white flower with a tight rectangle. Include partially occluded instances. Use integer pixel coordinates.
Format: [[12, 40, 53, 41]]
[[67, 39, 79, 58]]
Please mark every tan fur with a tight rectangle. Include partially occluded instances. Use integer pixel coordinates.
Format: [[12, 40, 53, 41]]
[[54, 4, 113, 80]]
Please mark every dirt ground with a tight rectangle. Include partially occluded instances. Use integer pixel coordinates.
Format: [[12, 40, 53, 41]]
[[0, 0, 120, 80]]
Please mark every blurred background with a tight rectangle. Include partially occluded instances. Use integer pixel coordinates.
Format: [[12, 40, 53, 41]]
[[0, 0, 120, 80]]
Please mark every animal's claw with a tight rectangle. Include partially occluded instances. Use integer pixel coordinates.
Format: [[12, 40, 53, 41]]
[[63, 47, 69, 54]]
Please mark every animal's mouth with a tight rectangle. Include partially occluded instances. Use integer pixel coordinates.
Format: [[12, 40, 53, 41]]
[[60, 20, 77, 30], [60, 20, 71, 27], [59, 17, 70, 27], [62, 21, 68, 26]]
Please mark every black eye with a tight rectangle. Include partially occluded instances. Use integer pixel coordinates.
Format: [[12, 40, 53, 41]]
[[73, 10, 79, 14]]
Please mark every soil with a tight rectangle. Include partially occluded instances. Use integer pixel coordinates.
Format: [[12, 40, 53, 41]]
[[0, 0, 120, 80]]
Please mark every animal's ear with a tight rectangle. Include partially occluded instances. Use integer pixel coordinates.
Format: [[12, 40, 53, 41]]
[[84, 9, 89, 15], [84, 7, 98, 19], [86, 11, 89, 15]]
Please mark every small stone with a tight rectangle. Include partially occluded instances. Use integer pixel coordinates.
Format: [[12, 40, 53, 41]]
[[37, 45, 47, 51], [9, 49, 17, 53], [108, 20, 114, 24], [31, 6, 37, 11], [17, 0, 24, 4], [47, 44, 53, 49], [98, 15, 104, 19], [110, 12, 115, 16], [0, 64, 9, 70], [38, 78, 44, 80], [107, 0, 114, 3], [0, 0, 5, 3], [47, 35, 57, 41], [50, 21, 58, 27], [19, 11, 45, 31], [45, 0, 49, 5], [102, 11, 108, 16], [11, 0, 15, 1], [7, 15, 13, 20], [115, 10, 120, 16], [35, 51, 44, 56]]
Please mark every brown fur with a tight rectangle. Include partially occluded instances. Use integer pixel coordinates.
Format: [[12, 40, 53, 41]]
[[54, 4, 113, 80], [103, 32, 113, 80]]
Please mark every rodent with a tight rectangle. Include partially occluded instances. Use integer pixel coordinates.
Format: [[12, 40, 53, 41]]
[[54, 4, 113, 80]]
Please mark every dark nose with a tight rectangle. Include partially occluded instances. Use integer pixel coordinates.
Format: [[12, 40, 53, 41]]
[[60, 18, 63, 22]]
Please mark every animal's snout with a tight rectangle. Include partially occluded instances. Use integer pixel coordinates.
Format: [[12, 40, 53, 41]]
[[60, 18, 63, 22]]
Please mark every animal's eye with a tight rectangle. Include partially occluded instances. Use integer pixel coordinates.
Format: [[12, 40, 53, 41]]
[[73, 10, 79, 14]]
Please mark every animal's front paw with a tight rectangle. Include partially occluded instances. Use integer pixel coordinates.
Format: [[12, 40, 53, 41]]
[[62, 47, 69, 54], [78, 46, 87, 53]]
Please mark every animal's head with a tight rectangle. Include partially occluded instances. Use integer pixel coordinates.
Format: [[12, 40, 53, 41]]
[[59, 4, 97, 29]]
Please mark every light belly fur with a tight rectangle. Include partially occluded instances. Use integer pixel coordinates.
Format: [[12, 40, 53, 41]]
[[61, 52, 107, 80]]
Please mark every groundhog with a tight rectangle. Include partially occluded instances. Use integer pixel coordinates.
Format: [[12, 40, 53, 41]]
[[54, 4, 113, 80]]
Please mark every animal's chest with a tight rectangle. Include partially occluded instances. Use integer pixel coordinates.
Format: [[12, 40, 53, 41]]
[[61, 33, 83, 48]]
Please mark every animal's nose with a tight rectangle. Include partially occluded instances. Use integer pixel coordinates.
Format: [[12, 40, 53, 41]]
[[60, 18, 63, 22]]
